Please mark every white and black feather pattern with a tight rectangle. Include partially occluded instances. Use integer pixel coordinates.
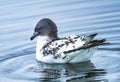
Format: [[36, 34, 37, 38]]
[[31, 18, 107, 63], [40, 34, 100, 59]]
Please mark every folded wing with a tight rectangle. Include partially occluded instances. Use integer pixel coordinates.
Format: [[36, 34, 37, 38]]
[[41, 33, 105, 56]]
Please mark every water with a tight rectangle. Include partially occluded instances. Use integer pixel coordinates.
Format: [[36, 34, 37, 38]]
[[0, 0, 120, 82]]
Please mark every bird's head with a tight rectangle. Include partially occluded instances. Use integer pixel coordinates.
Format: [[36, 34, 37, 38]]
[[30, 18, 58, 41]]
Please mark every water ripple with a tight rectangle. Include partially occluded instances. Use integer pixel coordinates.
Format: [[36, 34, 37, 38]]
[[0, 0, 120, 82]]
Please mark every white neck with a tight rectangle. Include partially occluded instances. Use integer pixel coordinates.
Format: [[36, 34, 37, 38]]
[[36, 36, 51, 52], [36, 36, 51, 61]]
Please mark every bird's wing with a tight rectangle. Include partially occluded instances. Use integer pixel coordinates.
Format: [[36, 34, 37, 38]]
[[64, 39, 106, 54], [41, 33, 98, 56]]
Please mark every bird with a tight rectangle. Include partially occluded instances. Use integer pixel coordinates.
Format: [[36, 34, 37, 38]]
[[30, 18, 106, 63]]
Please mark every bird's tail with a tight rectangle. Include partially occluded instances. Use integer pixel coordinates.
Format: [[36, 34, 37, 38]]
[[82, 39, 107, 49], [85, 33, 98, 44], [89, 39, 107, 45]]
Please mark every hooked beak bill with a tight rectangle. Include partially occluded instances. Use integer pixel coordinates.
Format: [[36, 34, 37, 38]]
[[30, 32, 39, 41]]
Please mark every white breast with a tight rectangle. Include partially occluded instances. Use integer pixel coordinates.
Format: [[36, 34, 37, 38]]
[[36, 36, 51, 61]]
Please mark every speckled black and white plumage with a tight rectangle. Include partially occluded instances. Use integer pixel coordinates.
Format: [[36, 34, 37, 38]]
[[40, 34, 105, 60], [41, 35, 87, 56], [31, 18, 107, 63]]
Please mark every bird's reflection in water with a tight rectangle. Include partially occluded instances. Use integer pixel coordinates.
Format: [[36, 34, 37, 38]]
[[34, 61, 108, 82]]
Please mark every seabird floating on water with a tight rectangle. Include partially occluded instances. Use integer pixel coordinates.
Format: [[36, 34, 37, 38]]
[[30, 18, 106, 63]]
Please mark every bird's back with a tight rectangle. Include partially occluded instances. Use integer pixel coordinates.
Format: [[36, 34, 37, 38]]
[[41, 34, 99, 56]]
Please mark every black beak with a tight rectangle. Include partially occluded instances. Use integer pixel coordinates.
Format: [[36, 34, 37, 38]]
[[30, 32, 39, 41]]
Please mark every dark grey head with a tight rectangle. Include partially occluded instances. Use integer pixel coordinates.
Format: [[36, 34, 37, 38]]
[[30, 18, 58, 40]]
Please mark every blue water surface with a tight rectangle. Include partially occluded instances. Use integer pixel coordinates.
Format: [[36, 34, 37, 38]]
[[0, 0, 120, 82]]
